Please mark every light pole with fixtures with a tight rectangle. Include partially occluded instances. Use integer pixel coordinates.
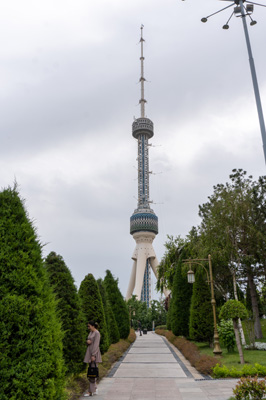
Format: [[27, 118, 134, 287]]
[[201, 0, 266, 164], [183, 255, 223, 356]]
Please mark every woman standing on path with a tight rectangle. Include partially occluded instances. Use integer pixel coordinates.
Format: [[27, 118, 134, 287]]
[[84, 321, 102, 397]]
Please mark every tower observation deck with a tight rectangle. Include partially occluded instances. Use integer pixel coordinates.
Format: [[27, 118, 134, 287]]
[[126, 26, 160, 306]]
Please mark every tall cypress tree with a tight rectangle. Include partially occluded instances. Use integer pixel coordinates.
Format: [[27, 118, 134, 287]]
[[79, 273, 109, 354], [104, 270, 130, 339], [97, 279, 120, 344], [45, 251, 86, 373], [189, 269, 213, 342], [0, 186, 65, 400], [171, 260, 193, 337], [166, 297, 172, 330]]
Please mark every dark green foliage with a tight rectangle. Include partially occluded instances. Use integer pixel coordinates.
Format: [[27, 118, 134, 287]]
[[149, 299, 167, 328], [171, 259, 193, 337], [126, 296, 167, 331], [198, 169, 266, 338], [79, 273, 109, 354], [166, 297, 172, 330], [246, 282, 264, 318], [45, 251, 86, 373], [97, 279, 120, 344], [261, 285, 266, 315], [246, 281, 253, 314], [0, 186, 65, 400], [156, 235, 187, 293], [103, 270, 130, 339], [189, 270, 213, 342]]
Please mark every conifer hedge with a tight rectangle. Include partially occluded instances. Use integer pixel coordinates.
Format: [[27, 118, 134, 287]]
[[79, 273, 109, 354], [189, 269, 213, 342], [45, 251, 86, 373], [0, 187, 65, 400], [166, 296, 172, 330], [97, 279, 120, 344], [171, 260, 192, 337], [104, 270, 130, 339]]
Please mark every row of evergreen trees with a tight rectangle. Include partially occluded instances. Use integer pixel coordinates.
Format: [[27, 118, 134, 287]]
[[167, 250, 214, 343], [0, 186, 130, 400]]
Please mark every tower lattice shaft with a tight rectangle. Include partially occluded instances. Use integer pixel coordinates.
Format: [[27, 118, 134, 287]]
[[127, 26, 161, 305]]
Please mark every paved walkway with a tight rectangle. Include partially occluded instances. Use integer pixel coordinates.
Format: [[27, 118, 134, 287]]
[[80, 332, 238, 400]]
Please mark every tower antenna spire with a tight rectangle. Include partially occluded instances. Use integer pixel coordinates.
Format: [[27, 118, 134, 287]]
[[139, 24, 146, 118]]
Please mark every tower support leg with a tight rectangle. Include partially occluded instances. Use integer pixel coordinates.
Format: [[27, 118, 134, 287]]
[[134, 251, 148, 300], [126, 260, 137, 300]]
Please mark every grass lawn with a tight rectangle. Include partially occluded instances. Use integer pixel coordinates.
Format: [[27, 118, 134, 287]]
[[194, 319, 266, 370]]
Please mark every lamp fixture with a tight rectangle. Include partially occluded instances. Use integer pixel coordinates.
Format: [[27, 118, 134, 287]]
[[200, 0, 266, 165]]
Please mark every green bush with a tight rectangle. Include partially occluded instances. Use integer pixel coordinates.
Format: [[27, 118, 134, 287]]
[[217, 319, 236, 353], [166, 297, 172, 330], [155, 325, 167, 330], [0, 186, 65, 400], [45, 252, 86, 373], [212, 363, 266, 378], [79, 273, 109, 354], [104, 270, 130, 339], [233, 376, 266, 400]]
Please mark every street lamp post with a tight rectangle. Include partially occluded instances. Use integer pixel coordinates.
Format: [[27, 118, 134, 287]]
[[183, 255, 223, 356], [200, 0, 266, 164]]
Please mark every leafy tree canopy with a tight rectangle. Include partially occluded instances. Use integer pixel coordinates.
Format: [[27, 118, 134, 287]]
[[219, 299, 249, 321]]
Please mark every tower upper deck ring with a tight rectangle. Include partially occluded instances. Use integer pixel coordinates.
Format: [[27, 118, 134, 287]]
[[130, 210, 158, 235], [132, 117, 154, 139]]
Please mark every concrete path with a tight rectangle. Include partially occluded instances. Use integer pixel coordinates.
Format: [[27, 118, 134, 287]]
[[80, 332, 238, 400]]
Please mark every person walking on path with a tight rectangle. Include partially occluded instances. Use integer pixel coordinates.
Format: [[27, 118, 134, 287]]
[[137, 320, 142, 336], [83, 320, 102, 397]]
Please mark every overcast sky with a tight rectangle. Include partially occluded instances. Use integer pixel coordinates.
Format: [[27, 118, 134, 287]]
[[1, 0, 266, 297]]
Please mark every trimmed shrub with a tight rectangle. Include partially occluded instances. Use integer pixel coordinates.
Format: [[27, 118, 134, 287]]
[[79, 273, 109, 354], [155, 325, 167, 330], [171, 260, 192, 337], [212, 363, 266, 378], [0, 186, 65, 400], [97, 278, 120, 344], [189, 270, 213, 343], [220, 299, 249, 321], [220, 300, 249, 364], [104, 270, 130, 339], [45, 251, 86, 373]]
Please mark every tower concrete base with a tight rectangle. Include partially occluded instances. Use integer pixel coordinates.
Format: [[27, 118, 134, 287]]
[[126, 231, 161, 300]]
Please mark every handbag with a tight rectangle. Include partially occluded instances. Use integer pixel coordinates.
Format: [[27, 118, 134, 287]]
[[87, 361, 99, 379]]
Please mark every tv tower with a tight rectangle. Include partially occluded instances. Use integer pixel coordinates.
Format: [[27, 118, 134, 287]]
[[126, 26, 159, 306]]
